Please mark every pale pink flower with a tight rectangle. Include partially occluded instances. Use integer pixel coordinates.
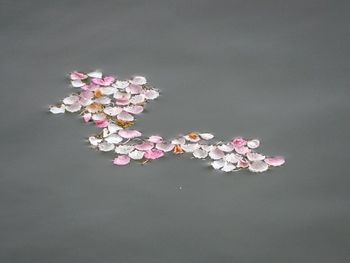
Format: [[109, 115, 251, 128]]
[[113, 155, 130, 166], [144, 149, 164, 160]]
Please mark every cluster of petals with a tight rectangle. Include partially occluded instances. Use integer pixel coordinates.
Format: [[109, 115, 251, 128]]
[[50, 71, 285, 173]]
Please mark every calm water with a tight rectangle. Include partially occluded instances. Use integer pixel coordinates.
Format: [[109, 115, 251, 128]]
[[1, 0, 350, 262]]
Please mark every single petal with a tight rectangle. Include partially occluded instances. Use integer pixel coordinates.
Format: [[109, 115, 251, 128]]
[[211, 159, 225, 170], [221, 162, 236, 172], [98, 142, 115, 152], [118, 129, 142, 139], [105, 134, 123, 144], [234, 146, 250, 155], [144, 149, 164, 160], [130, 94, 145, 104], [126, 84, 143, 94], [115, 145, 135, 154], [65, 102, 81, 112], [113, 80, 129, 89], [238, 159, 249, 168], [88, 136, 102, 146], [80, 90, 94, 100], [63, 95, 79, 105], [71, 79, 85, 87], [246, 152, 265, 161], [144, 90, 159, 100], [87, 71, 102, 78], [91, 113, 106, 121], [148, 135, 163, 143], [49, 105, 65, 114], [209, 148, 225, 160], [83, 113, 91, 122], [108, 123, 122, 134], [218, 144, 234, 152], [247, 139, 260, 149], [70, 71, 88, 80], [123, 105, 144, 114], [199, 133, 214, 140], [113, 155, 130, 165], [201, 144, 215, 152], [248, 161, 269, 173], [129, 150, 145, 160], [264, 156, 285, 166], [155, 142, 175, 152], [129, 76, 147, 85], [171, 137, 186, 145], [104, 106, 122, 116], [94, 96, 111, 105], [134, 141, 154, 151], [95, 119, 109, 128], [184, 132, 200, 142], [224, 153, 240, 163], [181, 143, 200, 152], [100, 87, 116, 95], [117, 111, 134, 122], [193, 148, 208, 159], [231, 137, 247, 148]]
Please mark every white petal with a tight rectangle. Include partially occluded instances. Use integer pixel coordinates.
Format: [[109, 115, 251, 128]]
[[246, 152, 265, 161], [129, 150, 145, 160], [209, 148, 225, 160], [71, 79, 85, 87], [88, 136, 102, 146], [218, 144, 234, 152], [171, 137, 186, 145], [91, 113, 106, 121], [248, 161, 269, 173], [221, 162, 236, 172], [49, 105, 65, 114], [63, 95, 79, 105], [199, 133, 214, 140], [115, 145, 135, 154], [87, 71, 102, 78], [130, 76, 147, 85], [193, 149, 208, 159], [211, 159, 225, 170], [155, 143, 175, 152], [181, 143, 200, 152], [79, 98, 93, 106], [144, 90, 159, 100], [247, 139, 260, 149], [108, 123, 122, 134], [105, 134, 123, 144], [130, 94, 145, 104], [102, 128, 111, 138], [201, 144, 215, 152], [65, 103, 81, 112], [113, 80, 129, 89], [114, 91, 131, 100], [117, 111, 134, 121], [104, 106, 122, 116], [94, 96, 111, 105], [100, 87, 116, 95], [224, 153, 240, 163], [98, 142, 115, 152]]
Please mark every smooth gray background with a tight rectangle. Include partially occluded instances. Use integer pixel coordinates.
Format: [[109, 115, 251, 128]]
[[1, 0, 349, 262]]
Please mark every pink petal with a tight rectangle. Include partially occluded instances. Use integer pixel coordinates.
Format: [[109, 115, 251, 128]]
[[118, 129, 142, 139], [123, 105, 144, 114], [144, 149, 164, 160], [113, 155, 130, 166], [81, 90, 94, 99], [95, 119, 109, 128], [238, 159, 249, 168], [264, 156, 285, 166], [116, 98, 130, 106], [134, 141, 154, 151], [231, 137, 247, 148], [148, 135, 163, 143], [235, 146, 250, 155], [126, 84, 143, 94], [70, 71, 88, 80], [103, 76, 115, 86], [92, 78, 104, 85], [83, 113, 91, 123], [129, 76, 147, 85]]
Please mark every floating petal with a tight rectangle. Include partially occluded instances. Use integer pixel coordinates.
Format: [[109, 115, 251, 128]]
[[248, 161, 269, 173], [185, 132, 200, 142], [98, 142, 115, 152], [264, 156, 285, 166], [95, 119, 109, 128], [63, 95, 79, 105], [88, 136, 102, 146], [144, 149, 164, 160], [247, 139, 260, 149], [118, 129, 142, 139], [221, 162, 236, 172], [105, 134, 123, 144], [218, 144, 234, 152], [224, 153, 239, 163], [65, 103, 81, 112], [246, 152, 265, 161], [211, 159, 225, 170], [71, 79, 85, 87], [144, 90, 159, 100], [49, 105, 65, 114], [148, 135, 163, 143], [113, 155, 130, 165], [87, 71, 102, 78], [83, 113, 91, 122], [117, 111, 134, 122], [70, 71, 87, 80], [129, 150, 145, 160], [134, 141, 154, 151], [231, 137, 247, 148], [209, 148, 225, 160], [199, 133, 214, 140], [193, 149, 208, 159], [114, 80, 129, 89], [234, 146, 250, 155], [130, 76, 147, 85], [126, 84, 143, 94], [115, 145, 135, 154], [123, 105, 144, 115], [130, 94, 145, 104], [181, 143, 200, 152], [155, 143, 174, 152]]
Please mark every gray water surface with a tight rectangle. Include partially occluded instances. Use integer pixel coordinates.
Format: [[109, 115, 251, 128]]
[[1, 0, 350, 262]]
